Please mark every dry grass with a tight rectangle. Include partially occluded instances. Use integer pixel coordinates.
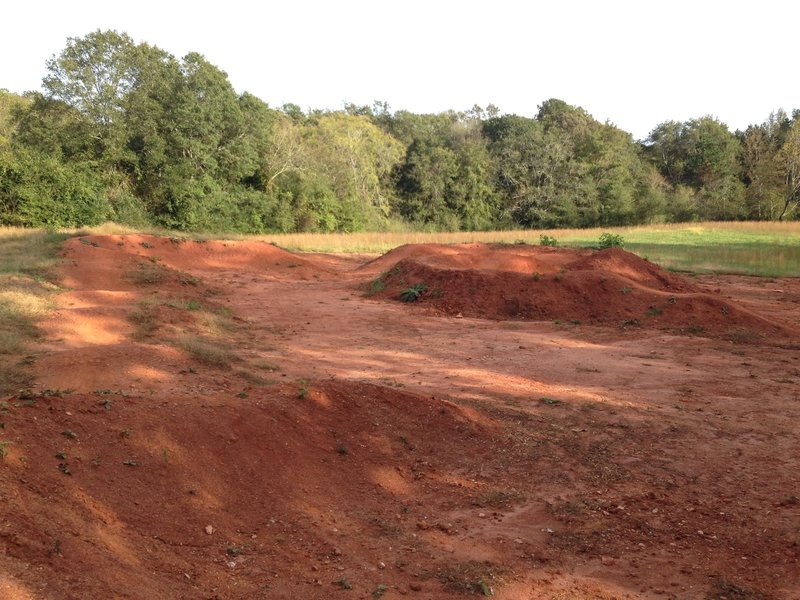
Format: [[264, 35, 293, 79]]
[[0, 228, 71, 394], [231, 221, 800, 254], [171, 334, 235, 367]]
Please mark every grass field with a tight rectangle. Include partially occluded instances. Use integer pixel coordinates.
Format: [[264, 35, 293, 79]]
[[251, 222, 800, 277]]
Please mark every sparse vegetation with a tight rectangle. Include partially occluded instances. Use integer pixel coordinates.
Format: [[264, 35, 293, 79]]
[[172, 335, 235, 367], [539, 397, 562, 405], [399, 283, 427, 302], [126, 261, 168, 285], [366, 276, 386, 295], [333, 577, 353, 590], [472, 489, 525, 508], [428, 562, 504, 596], [0, 228, 70, 394], [297, 378, 310, 399], [707, 578, 765, 600], [539, 234, 558, 247]]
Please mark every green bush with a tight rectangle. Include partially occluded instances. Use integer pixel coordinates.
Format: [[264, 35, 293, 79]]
[[598, 232, 625, 249], [0, 147, 111, 228], [399, 283, 427, 302], [539, 234, 558, 247]]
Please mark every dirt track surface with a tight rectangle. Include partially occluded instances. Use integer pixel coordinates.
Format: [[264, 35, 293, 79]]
[[1, 235, 799, 600]]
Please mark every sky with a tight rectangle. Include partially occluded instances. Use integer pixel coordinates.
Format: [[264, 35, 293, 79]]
[[1, 0, 797, 140]]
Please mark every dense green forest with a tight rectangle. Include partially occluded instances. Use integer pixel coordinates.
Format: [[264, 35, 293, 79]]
[[1, 30, 799, 232]]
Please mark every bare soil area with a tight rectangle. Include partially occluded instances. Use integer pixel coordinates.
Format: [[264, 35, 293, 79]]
[[1, 235, 799, 600]]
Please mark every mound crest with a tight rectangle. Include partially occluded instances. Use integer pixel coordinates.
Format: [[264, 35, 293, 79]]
[[369, 244, 791, 339], [60, 234, 332, 291]]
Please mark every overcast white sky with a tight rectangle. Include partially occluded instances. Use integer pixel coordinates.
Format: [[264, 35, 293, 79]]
[[1, 0, 797, 140]]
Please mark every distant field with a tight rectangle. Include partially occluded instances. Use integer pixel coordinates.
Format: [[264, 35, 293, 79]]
[[1, 221, 798, 278], [251, 222, 800, 277]]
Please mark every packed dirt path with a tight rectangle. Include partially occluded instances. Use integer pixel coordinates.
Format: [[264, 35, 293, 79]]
[[1, 234, 799, 599]]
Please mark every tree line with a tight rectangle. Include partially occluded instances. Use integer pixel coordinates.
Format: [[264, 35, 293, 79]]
[[1, 30, 799, 232]]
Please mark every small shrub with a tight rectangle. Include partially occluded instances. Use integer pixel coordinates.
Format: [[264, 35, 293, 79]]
[[598, 232, 625, 249], [334, 577, 353, 590], [367, 277, 386, 295], [297, 378, 309, 398], [399, 283, 427, 303], [539, 234, 558, 247]]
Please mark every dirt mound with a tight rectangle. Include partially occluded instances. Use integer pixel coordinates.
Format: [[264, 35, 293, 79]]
[[3, 235, 799, 599], [0, 381, 499, 600], [358, 242, 580, 276], [566, 246, 694, 292], [60, 235, 333, 289], [370, 246, 793, 340]]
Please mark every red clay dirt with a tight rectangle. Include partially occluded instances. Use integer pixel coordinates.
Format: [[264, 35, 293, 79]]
[[1, 235, 799, 600]]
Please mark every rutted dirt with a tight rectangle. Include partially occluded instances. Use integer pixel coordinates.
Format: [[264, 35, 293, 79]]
[[1, 235, 799, 600]]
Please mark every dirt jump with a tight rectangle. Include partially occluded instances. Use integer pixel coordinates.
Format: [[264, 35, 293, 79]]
[[1, 235, 799, 599]]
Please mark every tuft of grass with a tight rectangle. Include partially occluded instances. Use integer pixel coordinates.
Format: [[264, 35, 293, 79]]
[[172, 335, 235, 367], [366, 276, 386, 295], [126, 261, 168, 285], [333, 577, 353, 590], [428, 561, 504, 596], [0, 440, 11, 459], [472, 489, 525, 508], [646, 306, 663, 317], [297, 378, 310, 398], [725, 326, 763, 344], [127, 303, 160, 340]]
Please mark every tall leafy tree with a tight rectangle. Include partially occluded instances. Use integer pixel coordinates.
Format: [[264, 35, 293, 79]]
[[776, 116, 800, 220], [646, 117, 746, 220]]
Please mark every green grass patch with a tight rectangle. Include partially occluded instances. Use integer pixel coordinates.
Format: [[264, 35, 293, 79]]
[[624, 242, 800, 277]]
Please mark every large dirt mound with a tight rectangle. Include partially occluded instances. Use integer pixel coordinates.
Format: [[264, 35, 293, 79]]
[[0, 382, 497, 599], [358, 242, 579, 276], [370, 244, 793, 339]]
